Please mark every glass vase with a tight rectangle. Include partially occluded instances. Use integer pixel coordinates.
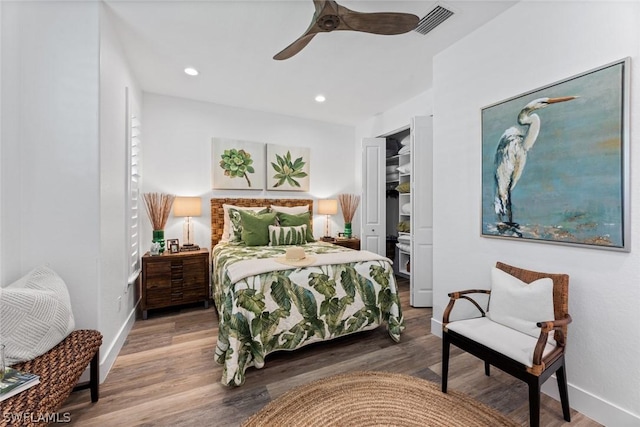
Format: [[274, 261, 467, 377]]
[[344, 223, 352, 238], [152, 230, 166, 254], [0, 343, 5, 380]]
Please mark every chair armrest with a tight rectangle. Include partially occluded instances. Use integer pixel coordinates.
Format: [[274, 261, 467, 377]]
[[536, 314, 572, 331], [443, 289, 491, 324], [532, 314, 572, 365]]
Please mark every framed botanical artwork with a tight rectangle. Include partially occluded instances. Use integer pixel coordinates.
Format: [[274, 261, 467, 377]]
[[481, 58, 630, 251], [266, 144, 310, 191], [212, 138, 265, 190]]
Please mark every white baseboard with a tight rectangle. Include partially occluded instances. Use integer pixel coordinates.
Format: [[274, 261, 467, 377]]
[[430, 317, 639, 426], [98, 306, 137, 383], [542, 379, 639, 426], [431, 317, 443, 338]]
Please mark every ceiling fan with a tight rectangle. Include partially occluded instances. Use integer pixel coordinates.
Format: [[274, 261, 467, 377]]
[[274, 0, 419, 60]]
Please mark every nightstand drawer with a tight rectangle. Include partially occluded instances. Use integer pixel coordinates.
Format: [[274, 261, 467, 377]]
[[141, 248, 210, 319]]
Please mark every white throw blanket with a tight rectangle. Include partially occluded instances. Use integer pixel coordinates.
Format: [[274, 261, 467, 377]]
[[226, 250, 391, 284]]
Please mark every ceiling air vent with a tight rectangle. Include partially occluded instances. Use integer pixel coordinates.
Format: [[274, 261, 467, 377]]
[[414, 5, 454, 35]]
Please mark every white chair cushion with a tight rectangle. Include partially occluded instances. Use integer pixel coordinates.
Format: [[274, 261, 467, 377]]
[[446, 317, 556, 367], [0, 265, 75, 365], [488, 267, 555, 339]]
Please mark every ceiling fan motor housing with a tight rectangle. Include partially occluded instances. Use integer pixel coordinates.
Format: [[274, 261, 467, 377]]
[[317, 14, 340, 31]]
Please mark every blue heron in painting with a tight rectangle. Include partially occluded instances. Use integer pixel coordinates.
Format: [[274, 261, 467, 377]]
[[494, 96, 577, 235]]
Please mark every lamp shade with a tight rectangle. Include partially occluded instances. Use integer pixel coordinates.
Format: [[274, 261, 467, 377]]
[[173, 197, 202, 217], [318, 199, 338, 215]]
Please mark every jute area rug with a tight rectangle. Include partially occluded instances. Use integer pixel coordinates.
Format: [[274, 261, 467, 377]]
[[242, 371, 519, 426]]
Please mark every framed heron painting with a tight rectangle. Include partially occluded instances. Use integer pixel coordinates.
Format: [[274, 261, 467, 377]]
[[481, 58, 630, 251]]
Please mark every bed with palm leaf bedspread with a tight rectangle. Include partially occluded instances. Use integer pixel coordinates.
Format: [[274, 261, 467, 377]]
[[210, 198, 404, 387]]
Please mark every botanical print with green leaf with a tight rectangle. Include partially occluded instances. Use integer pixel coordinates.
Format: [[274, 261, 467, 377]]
[[212, 242, 404, 386], [267, 144, 310, 191], [212, 138, 266, 190]]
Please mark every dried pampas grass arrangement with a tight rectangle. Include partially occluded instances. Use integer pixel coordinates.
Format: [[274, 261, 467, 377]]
[[338, 193, 361, 224], [143, 192, 175, 230]]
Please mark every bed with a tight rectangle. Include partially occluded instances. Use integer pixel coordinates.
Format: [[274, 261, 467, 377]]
[[210, 198, 404, 386]]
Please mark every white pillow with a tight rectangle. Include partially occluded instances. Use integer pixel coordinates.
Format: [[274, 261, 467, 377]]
[[270, 205, 309, 215], [401, 203, 411, 214], [487, 267, 555, 339], [396, 163, 410, 174], [399, 134, 410, 146], [398, 145, 411, 155], [221, 204, 267, 242], [0, 265, 75, 365]]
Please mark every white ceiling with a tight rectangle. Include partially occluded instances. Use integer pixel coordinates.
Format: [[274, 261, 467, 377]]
[[105, 1, 516, 126]]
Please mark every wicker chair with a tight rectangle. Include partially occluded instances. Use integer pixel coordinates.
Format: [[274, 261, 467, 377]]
[[1, 329, 102, 427], [441, 262, 571, 427]]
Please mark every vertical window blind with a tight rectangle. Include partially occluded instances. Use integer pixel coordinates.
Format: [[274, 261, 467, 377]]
[[127, 88, 141, 284]]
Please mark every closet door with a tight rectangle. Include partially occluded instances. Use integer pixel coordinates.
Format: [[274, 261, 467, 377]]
[[411, 116, 433, 307], [361, 138, 386, 256]]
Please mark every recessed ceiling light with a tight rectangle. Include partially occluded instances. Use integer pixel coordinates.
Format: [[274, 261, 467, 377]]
[[315, 94, 326, 103], [184, 67, 199, 76]]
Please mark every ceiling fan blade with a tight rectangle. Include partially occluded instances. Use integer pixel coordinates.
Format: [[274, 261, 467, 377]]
[[273, 0, 418, 60], [273, 32, 318, 60], [338, 6, 419, 35], [273, 1, 329, 60]]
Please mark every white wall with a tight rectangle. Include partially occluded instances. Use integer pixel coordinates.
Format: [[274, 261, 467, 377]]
[[431, 2, 640, 425], [0, 1, 101, 330], [0, 2, 142, 382], [98, 3, 143, 379], [141, 93, 355, 248]]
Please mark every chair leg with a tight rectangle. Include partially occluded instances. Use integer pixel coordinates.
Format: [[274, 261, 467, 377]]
[[89, 350, 100, 403], [528, 380, 541, 427], [441, 333, 450, 393], [556, 363, 571, 422], [484, 361, 490, 376]]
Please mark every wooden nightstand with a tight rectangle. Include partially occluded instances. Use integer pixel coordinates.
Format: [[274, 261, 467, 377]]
[[141, 248, 210, 319], [328, 237, 361, 250]]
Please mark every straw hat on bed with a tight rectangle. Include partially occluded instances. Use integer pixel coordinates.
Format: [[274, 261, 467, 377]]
[[275, 247, 316, 267]]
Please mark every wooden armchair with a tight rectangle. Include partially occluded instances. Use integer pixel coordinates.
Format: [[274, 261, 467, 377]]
[[441, 262, 572, 427]]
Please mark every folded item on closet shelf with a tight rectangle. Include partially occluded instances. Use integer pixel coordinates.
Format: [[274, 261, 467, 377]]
[[397, 234, 411, 243], [398, 145, 411, 155], [396, 243, 411, 252], [386, 164, 397, 173], [396, 163, 410, 174], [397, 221, 410, 233], [400, 134, 410, 146], [386, 173, 399, 181], [395, 182, 410, 193], [401, 203, 411, 214]]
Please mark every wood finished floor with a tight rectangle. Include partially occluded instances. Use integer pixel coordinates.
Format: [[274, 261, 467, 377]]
[[58, 278, 601, 426]]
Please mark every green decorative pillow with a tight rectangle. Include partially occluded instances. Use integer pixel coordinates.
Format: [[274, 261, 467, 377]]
[[229, 207, 269, 242], [277, 211, 315, 242], [239, 210, 277, 246], [269, 225, 307, 246]]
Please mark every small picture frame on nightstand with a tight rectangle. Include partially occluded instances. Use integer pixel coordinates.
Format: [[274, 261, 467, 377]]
[[167, 239, 180, 253]]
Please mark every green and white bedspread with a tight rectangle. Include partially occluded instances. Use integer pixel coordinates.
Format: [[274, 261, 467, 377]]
[[212, 241, 404, 386]]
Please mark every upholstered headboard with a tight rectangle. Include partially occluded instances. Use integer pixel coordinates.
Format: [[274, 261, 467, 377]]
[[210, 198, 314, 247]]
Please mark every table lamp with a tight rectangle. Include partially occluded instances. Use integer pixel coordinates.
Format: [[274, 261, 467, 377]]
[[318, 199, 338, 239], [173, 196, 202, 249]]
